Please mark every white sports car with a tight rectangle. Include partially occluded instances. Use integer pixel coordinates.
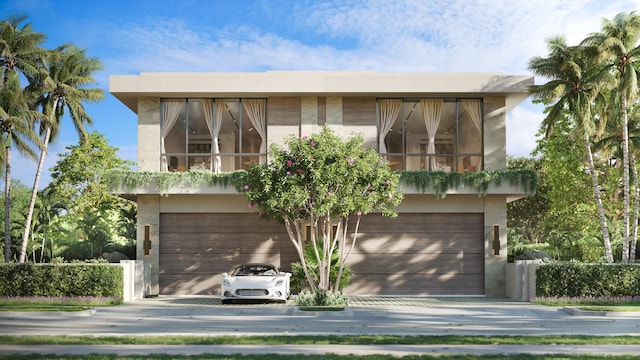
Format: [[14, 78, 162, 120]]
[[221, 263, 291, 304]]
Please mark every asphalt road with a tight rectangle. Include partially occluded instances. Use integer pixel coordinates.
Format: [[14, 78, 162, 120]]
[[1, 296, 640, 356]]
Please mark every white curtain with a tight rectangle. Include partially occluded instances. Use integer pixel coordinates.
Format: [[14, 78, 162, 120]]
[[378, 99, 402, 157], [421, 99, 443, 170], [202, 99, 214, 172], [212, 99, 225, 173], [161, 100, 184, 171], [243, 99, 267, 164], [461, 99, 482, 133]]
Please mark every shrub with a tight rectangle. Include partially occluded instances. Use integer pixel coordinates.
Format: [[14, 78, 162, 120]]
[[536, 262, 640, 298], [294, 288, 349, 307], [290, 237, 352, 293], [0, 260, 123, 299]]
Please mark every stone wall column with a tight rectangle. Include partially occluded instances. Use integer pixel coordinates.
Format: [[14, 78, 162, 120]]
[[484, 195, 507, 297], [301, 96, 319, 135], [137, 195, 160, 296], [138, 97, 161, 171], [325, 96, 343, 134], [483, 97, 506, 171]]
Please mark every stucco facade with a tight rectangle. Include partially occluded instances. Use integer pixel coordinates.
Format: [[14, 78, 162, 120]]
[[110, 71, 533, 297]]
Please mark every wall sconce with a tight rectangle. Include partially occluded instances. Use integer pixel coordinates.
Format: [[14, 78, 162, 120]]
[[144, 225, 151, 256], [492, 225, 500, 255]]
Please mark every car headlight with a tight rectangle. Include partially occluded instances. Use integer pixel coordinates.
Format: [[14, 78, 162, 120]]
[[275, 279, 284, 287], [223, 279, 231, 287]]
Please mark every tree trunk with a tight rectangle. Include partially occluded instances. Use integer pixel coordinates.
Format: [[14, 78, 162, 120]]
[[334, 214, 361, 292], [19, 125, 51, 263], [621, 92, 631, 263], [630, 153, 638, 263], [584, 133, 614, 263], [284, 217, 316, 292], [3, 142, 11, 263]]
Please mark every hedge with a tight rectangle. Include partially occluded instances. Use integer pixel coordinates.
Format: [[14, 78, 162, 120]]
[[536, 262, 640, 298], [0, 262, 123, 298]]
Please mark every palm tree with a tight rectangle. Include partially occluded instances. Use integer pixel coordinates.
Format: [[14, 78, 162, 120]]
[[0, 73, 41, 262], [582, 11, 640, 263], [18, 44, 104, 263], [0, 14, 45, 262], [528, 35, 615, 263], [28, 189, 66, 262], [593, 99, 640, 263]]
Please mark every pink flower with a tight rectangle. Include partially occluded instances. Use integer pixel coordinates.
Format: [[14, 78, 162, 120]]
[[286, 171, 292, 175], [385, 180, 391, 185], [286, 159, 293, 167], [243, 185, 249, 190], [327, 192, 333, 196], [248, 202, 255, 208], [310, 140, 316, 147], [356, 211, 362, 216], [348, 158, 355, 165], [297, 169, 304, 174], [302, 135, 308, 140]]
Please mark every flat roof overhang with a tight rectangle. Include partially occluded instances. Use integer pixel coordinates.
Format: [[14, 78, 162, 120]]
[[109, 71, 533, 114]]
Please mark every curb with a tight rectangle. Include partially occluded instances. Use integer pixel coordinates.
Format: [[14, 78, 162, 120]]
[[562, 306, 640, 317]]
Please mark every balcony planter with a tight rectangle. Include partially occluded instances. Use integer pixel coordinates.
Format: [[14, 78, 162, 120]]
[[105, 169, 537, 198]]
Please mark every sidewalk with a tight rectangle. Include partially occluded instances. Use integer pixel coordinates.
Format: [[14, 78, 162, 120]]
[[4, 344, 640, 357], [2, 296, 640, 357]]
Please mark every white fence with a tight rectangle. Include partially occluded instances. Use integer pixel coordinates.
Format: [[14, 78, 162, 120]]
[[506, 260, 541, 301], [120, 260, 151, 302]]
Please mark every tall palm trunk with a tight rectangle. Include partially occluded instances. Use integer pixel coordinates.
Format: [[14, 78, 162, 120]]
[[584, 133, 614, 262], [3, 140, 11, 263], [621, 91, 631, 263], [631, 153, 639, 263], [19, 124, 51, 263]]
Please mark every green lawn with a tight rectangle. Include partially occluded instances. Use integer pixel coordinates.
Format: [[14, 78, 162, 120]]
[[2, 351, 640, 360]]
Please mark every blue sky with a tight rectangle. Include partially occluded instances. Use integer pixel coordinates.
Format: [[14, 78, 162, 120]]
[[3, 0, 639, 188]]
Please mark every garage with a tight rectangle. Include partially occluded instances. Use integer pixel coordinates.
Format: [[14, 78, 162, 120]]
[[345, 213, 485, 295], [159, 213, 484, 296], [159, 213, 296, 295]]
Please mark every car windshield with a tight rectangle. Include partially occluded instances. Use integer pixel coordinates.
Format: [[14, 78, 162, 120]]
[[232, 264, 277, 276]]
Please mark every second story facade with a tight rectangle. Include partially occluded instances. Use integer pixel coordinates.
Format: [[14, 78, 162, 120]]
[[110, 71, 532, 178]]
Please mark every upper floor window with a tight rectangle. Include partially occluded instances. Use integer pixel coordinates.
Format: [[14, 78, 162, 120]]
[[379, 98, 483, 172], [161, 98, 267, 172]]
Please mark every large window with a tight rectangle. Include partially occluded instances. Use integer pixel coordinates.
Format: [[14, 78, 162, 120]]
[[379, 98, 483, 172], [161, 98, 266, 172]]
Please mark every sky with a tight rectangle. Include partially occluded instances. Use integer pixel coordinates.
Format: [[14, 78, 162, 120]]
[[3, 0, 640, 188]]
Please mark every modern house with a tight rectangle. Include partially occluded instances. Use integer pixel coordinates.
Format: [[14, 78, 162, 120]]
[[109, 71, 533, 297]]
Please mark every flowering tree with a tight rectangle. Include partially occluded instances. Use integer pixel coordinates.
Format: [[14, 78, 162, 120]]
[[237, 126, 403, 293]]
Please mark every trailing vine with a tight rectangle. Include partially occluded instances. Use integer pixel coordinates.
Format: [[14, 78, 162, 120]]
[[104, 169, 536, 198], [104, 170, 248, 195], [398, 169, 537, 198]]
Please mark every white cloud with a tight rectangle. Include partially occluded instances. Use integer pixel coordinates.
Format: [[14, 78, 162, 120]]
[[507, 101, 545, 157], [100, 0, 640, 160]]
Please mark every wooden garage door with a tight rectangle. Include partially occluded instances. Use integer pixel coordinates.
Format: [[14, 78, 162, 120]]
[[160, 212, 484, 296], [345, 213, 484, 295], [159, 213, 295, 295]]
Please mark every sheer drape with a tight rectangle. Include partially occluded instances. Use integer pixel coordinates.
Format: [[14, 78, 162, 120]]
[[202, 99, 214, 172], [378, 99, 402, 157], [161, 100, 185, 171], [461, 99, 482, 133], [212, 99, 225, 173], [243, 99, 267, 164], [421, 99, 443, 170]]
